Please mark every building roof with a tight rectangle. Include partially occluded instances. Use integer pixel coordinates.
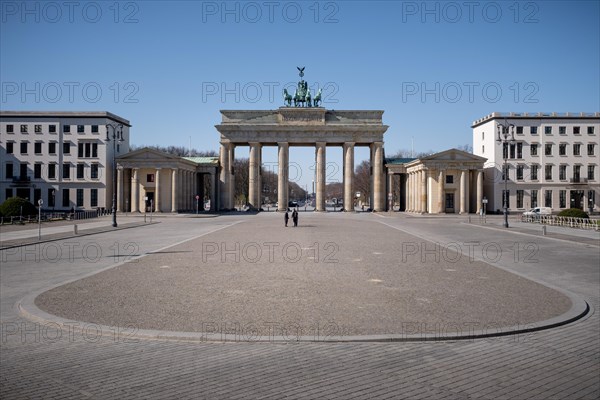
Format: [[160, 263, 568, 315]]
[[471, 111, 599, 128], [183, 156, 219, 165], [385, 157, 417, 165], [0, 111, 131, 126]]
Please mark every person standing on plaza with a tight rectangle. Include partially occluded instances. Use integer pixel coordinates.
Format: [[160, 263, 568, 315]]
[[284, 210, 289, 227], [292, 209, 298, 227]]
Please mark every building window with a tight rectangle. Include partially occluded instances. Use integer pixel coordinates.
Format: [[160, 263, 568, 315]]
[[20, 141, 28, 154], [77, 163, 85, 179], [34, 188, 41, 204], [34, 142, 42, 154], [530, 144, 538, 156], [48, 189, 56, 207], [85, 143, 91, 158], [559, 190, 566, 209], [445, 175, 453, 184], [545, 165, 553, 180], [516, 143, 523, 159], [20, 163, 27, 179], [62, 163, 70, 179], [91, 164, 99, 179], [502, 143, 508, 159], [34, 164, 42, 179], [545, 144, 552, 156], [63, 142, 70, 154], [544, 126, 552, 135], [6, 142, 13, 154], [531, 190, 538, 208], [90, 189, 98, 207], [509, 143, 516, 159], [559, 144, 567, 156], [516, 126, 523, 135], [516, 165, 524, 180], [559, 165, 567, 180], [20, 124, 28, 133], [588, 126, 595, 135], [531, 126, 538, 135], [76, 189, 84, 207], [544, 190, 552, 208], [5, 188, 12, 200], [481, 145, 484, 153], [481, 132, 484, 140], [63, 125, 71, 133], [574, 165, 581, 181], [62, 189, 70, 207], [91, 125, 99, 133], [589, 190, 596, 208], [517, 190, 524, 208], [502, 165, 509, 181], [573, 144, 581, 156], [6, 124, 14, 133], [92, 143, 98, 157], [78, 143, 83, 157], [588, 144, 595, 156], [48, 164, 56, 179], [35, 124, 42, 133], [559, 126, 566, 135], [77, 125, 85, 133], [589, 165, 596, 181], [147, 174, 155, 183], [5, 163, 13, 179], [531, 165, 538, 180], [48, 142, 57, 154], [573, 126, 580, 135], [49, 125, 56, 133]]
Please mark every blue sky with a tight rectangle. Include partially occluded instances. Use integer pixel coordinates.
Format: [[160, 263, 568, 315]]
[[2, 0, 599, 188]]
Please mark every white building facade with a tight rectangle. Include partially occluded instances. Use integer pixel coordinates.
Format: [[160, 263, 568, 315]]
[[0, 111, 131, 211], [473, 112, 600, 214]]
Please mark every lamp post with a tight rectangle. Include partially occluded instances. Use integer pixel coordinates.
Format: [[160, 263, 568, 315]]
[[496, 119, 515, 228], [106, 123, 124, 227]]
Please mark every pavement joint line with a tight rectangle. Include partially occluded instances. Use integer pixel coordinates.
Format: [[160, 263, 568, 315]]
[[0, 221, 161, 251], [10, 214, 595, 345], [457, 221, 600, 248]]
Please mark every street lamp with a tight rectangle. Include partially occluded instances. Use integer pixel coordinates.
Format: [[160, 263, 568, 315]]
[[106, 123, 124, 227], [496, 119, 515, 228]]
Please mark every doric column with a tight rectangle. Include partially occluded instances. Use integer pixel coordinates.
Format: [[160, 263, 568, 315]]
[[155, 168, 161, 212], [438, 169, 445, 213], [171, 168, 177, 212], [476, 169, 483, 213], [420, 169, 427, 213], [372, 142, 384, 211], [131, 168, 139, 212], [387, 172, 394, 211], [343, 142, 355, 211], [460, 169, 467, 214], [116, 167, 123, 212], [407, 172, 412, 212], [210, 172, 217, 212], [219, 143, 231, 210], [315, 142, 326, 211], [278, 142, 289, 211], [415, 171, 420, 213], [249, 142, 261, 209]]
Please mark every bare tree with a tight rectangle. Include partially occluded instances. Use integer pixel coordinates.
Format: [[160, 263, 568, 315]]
[[129, 144, 217, 157], [354, 160, 371, 206]]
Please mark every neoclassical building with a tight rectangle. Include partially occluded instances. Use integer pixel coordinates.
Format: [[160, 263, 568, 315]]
[[386, 149, 486, 214], [115, 148, 218, 212]]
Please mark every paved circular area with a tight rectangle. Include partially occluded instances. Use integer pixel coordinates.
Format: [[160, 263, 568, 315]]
[[35, 213, 573, 338]]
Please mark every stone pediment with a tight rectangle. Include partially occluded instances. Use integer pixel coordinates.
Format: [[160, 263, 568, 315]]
[[117, 147, 181, 161], [419, 149, 486, 163]]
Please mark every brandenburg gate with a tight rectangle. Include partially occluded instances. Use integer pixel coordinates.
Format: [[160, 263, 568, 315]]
[[215, 107, 389, 212]]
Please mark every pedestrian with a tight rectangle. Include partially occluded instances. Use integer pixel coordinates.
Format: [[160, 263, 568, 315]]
[[284, 210, 289, 227], [292, 209, 298, 227]]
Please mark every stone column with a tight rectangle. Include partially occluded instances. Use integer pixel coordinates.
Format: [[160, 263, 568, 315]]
[[460, 169, 467, 214], [278, 142, 289, 211], [343, 142, 355, 211], [372, 142, 384, 212], [387, 172, 394, 211], [249, 142, 261, 209], [116, 168, 123, 212], [414, 172, 420, 213], [171, 168, 177, 212], [155, 168, 161, 212], [420, 169, 427, 213], [131, 168, 139, 212], [438, 169, 445, 213], [316, 142, 326, 211], [407, 172, 412, 212], [219, 143, 231, 210], [210, 172, 217, 212], [476, 170, 483, 213]]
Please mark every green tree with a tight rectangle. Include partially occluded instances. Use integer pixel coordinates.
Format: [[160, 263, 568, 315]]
[[0, 197, 37, 217]]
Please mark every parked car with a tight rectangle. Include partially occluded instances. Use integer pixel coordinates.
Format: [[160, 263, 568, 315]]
[[523, 207, 552, 217]]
